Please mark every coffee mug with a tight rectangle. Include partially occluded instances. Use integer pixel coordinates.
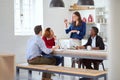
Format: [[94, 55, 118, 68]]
[[87, 46, 92, 50]]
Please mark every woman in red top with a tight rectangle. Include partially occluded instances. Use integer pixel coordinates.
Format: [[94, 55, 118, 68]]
[[42, 27, 63, 65], [42, 28, 56, 48]]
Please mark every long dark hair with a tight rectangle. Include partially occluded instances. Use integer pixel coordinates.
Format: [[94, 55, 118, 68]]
[[72, 11, 82, 27]]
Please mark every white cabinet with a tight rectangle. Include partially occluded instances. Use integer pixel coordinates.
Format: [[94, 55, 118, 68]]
[[95, 7, 108, 41], [95, 7, 107, 24]]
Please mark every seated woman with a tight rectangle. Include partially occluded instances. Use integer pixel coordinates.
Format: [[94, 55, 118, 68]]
[[76, 27, 105, 70], [42, 27, 63, 65], [42, 28, 56, 48]]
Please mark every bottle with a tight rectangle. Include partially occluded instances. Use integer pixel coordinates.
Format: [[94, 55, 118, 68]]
[[82, 17, 87, 22], [88, 14, 93, 23]]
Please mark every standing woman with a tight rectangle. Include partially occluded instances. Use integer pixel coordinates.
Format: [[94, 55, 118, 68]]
[[64, 11, 86, 67], [64, 11, 86, 41]]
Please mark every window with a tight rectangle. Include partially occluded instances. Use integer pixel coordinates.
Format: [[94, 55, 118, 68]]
[[14, 0, 43, 35]]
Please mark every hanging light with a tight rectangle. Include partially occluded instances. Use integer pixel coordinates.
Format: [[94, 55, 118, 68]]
[[77, 0, 94, 5], [50, 0, 65, 7]]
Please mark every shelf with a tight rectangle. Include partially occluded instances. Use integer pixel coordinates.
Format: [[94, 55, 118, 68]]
[[96, 14, 106, 16], [86, 22, 107, 25], [86, 22, 95, 24], [69, 6, 95, 11], [96, 23, 107, 25]]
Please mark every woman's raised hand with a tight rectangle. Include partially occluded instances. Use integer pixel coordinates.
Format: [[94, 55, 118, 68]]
[[64, 19, 68, 28]]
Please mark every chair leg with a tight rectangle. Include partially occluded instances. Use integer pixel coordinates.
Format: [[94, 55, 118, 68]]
[[78, 59, 83, 68], [61, 57, 64, 66], [28, 70, 32, 78], [16, 67, 20, 79], [78, 59, 85, 69], [78, 61, 81, 68], [101, 62, 105, 71], [71, 61, 75, 68], [16, 67, 20, 75], [104, 74, 107, 80], [82, 63, 85, 69]]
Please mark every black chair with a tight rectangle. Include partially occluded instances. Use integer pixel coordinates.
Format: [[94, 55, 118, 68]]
[[78, 59, 106, 71], [71, 58, 84, 68]]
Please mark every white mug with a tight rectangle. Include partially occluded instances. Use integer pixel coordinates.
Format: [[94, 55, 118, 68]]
[[87, 46, 92, 50]]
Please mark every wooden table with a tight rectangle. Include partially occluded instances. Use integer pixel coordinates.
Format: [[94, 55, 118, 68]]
[[53, 49, 108, 60]]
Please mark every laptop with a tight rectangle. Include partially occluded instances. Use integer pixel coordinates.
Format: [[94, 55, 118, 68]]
[[58, 38, 81, 49]]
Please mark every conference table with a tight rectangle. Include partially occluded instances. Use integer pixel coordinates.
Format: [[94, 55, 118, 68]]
[[53, 49, 108, 60]]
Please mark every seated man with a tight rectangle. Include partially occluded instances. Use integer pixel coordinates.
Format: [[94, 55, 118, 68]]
[[26, 25, 59, 80], [76, 26, 105, 70]]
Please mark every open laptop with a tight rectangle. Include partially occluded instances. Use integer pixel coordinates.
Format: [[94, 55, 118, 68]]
[[58, 38, 81, 49]]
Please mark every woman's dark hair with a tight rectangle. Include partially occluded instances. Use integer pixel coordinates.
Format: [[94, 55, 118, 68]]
[[43, 27, 51, 38], [92, 26, 99, 35], [72, 11, 82, 27], [34, 25, 42, 35]]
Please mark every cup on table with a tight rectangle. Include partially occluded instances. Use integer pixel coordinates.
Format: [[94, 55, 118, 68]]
[[52, 46, 55, 48], [52, 45, 60, 49], [87, 46, 92, 51]]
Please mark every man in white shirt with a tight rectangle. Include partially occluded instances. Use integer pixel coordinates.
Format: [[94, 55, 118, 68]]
[[77, 27, 105, 80], [26, 25, 59, 80], [77, 27, 105, 69]]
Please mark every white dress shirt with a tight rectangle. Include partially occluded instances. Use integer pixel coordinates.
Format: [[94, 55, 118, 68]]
[[26, 35, 52, 60], [91, 36, 96, 48]]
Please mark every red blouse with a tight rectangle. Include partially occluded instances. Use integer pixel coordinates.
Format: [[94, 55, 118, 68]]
[[42, 36, 55, 48]]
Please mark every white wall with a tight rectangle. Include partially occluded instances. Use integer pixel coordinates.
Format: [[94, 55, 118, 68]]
[[43, 0, 72, 39], [0, 0, 30, 63]]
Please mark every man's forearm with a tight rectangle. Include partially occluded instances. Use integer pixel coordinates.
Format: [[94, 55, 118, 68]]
[[92, 47, 100, 50]]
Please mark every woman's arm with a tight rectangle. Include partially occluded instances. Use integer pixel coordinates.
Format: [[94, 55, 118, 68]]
[[76, 46, 85, 49], [65, 25, 72, 34]]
